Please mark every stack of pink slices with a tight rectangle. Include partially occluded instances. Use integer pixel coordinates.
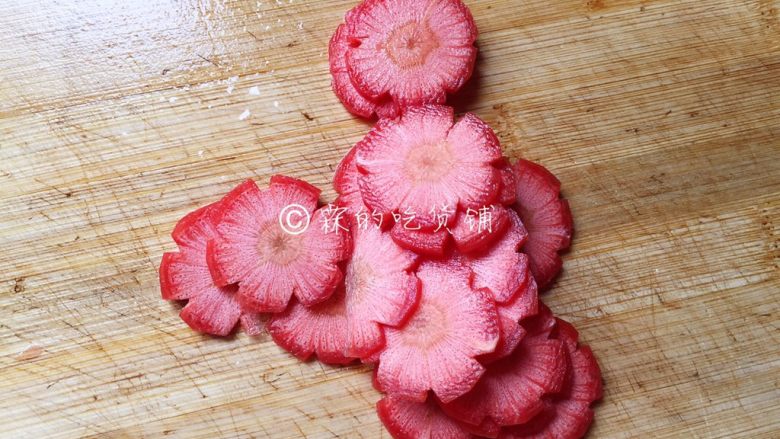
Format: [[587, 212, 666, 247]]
[[160, 0, 602, 437]]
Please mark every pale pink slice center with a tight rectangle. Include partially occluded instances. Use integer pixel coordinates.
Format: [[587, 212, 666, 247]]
[[403, 140, 456, 184], [346, 258, 376, 304], [402, 298, 448, 348], [385, 20, 440, 69], [257, 221, 302, 265]]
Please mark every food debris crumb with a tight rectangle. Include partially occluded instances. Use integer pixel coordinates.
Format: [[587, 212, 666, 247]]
[[16, 345, 43, 361], [227, 76, 239, 94], [249, 86, 261, 96], [239, 109, 252, 120]]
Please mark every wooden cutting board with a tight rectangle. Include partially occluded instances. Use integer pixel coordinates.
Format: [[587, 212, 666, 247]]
[[1, 0, 778, 437]]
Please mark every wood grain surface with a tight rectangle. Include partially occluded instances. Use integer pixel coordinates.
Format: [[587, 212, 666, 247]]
[[1, 0, 778, 437]]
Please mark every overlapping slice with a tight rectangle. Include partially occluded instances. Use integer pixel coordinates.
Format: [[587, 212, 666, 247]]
[[207, 177, 351, 313], [334, 146, 364, 215], [451, 204, 511, 254], [554, 320, 603, 406], [481, 272, 539, 364], [268, 224, 419, 363], [378, 395, 493, 439], [375, 259, 500, 403], [329, 23, 399, 120], [335, 146, 388, 229], [464, 209, 529, 304], [441, 328, 568, 428], [455, 208, 536, 363], [267, 288, 355, 365], [499, 319, 602, 439], [389, 225, 450, 257], [497, 158, 518, 205], [511, 159, 573, 289], [357, 105, 502, 253], [159, 202, 263, 336], [343, 0, 478, 109], [522, 302, 557, 338]]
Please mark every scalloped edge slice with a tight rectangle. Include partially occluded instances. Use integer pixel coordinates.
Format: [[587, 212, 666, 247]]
[[511, 159, 573, 290], [376, 259, 500, 403], [207, 177, 351, 313]]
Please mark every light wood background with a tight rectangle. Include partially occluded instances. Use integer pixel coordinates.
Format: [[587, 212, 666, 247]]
[[1, 0, 778, 437]]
